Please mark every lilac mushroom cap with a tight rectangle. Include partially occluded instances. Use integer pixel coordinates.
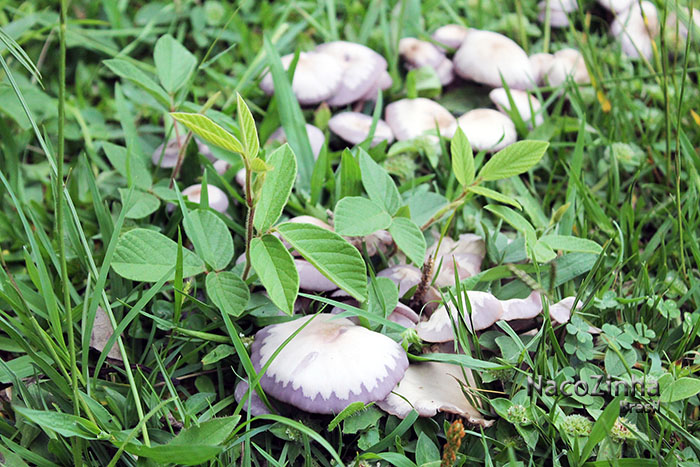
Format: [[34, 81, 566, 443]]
[[427, 233, 485, 288], [268, 124, 325, 160], [295, 259, 338, 292], [315, 41, 388, 106], [489, 88, 544, 127], [152, 137, 214, 168], [385, 98, 456, 141], [453, 29, 535, 90], [549, 296, 582, 324], [388, 303, 421, 329], [250, 314, 409, 414], [416, 291, 504, 342], [259, 51, 344, 105], [432, 24, 470, 50], [346, 229, 393, 256], [376, 361, 493, 426], [234, 380, 270, 416], [500, 291, 543, 321], [447, 109, 517, 153], [181, 184, 229, 213], [328, 112, 394, 147], [377, 264, 422, 298]]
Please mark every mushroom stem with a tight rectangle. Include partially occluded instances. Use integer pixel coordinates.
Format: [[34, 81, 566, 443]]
[[242, 158, 255, 280]]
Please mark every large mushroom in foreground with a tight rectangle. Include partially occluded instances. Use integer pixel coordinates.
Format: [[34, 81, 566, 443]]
[[250, 314, 408, 414]]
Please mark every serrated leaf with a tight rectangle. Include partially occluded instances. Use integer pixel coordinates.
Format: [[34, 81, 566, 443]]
[[359, 149, 401, 215], [206, 271, 250, 317], [538, 235, 602, 254], [467, 185, 522, 209], [478, 140, 549, 181], [184, 209, 234, 271], [112, 228, 205, 281], [388, 217, 426, 267], [118, 188, 160, 219], [334, 197, 392, 236], [237, 93, 260, 159], [170, 112, 244, 155], [250, 234, 299, 315], [154, 34, 197, 93], [103, 58, 170, 107], [277, 222, 368, 301], [253, 144, 297, 233], [451, 127, 474, 187]]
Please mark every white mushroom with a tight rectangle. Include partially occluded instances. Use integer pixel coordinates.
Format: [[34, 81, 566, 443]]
[[268, 124, 325, 160], [388, 303, 421, 328], [250, 314, 409, 414], [259, 51, 344, 105], [377, 361, 493, 426], [453, 29, 535, 90], [295, 259, 338, 292], [500, 291, 543, 321], [213, 159, 231, 175], [346, 229, 393, 256], [427, 234, 485, 288], [416, 291, 504, 342], [489, 88, 544, 127], [548, 296, 582, 324], [359, 70, 393, 101], [611, 1, 659, 60], [598, 0, 635, 14], [432, 24, 470, 50], [152, 138, 215, 168], [544, 48, 590, 86], [384, 98, 456, 141], [446, 109, 517, 152], [315, 41, 388, 106], [328, 112, 394, 147], [529, 52, 555, 86], [181, 184, 229, 213], [377, 264, 423, 297], [538, 0, 578, 28], [399, 37, 447, 69]]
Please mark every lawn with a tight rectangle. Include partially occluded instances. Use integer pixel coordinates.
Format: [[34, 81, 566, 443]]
[[0, 0, 699, 466]]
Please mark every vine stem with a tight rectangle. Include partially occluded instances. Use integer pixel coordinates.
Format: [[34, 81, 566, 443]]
[[58, 1, 82, 465], [242, 157, 254, 280]]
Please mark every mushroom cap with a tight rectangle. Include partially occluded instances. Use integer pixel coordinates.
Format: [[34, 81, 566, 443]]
[[181, 184, 229, 213], [549, 296, 582, 324], [529, 52, 555, 86], [435, 57, 455, 86], [388, 303, 421, 328], [377, 264, 422, 298], [328, 112, 394, 147], [399, 37, 447, 69], [427, 234, 486, 287], [268, 124, 325, 160], [346, 229, 393, 256], [295, 259, 338, 292], [376, 361, 493, 426], [611, 2, 659, 60], [250, 314, 409, 414], [234, 380, 270, 416], [598, 0, 635, 14], [432, 24, 470, 50], [315, 41, 388, 107], [235, 168, 246, 189], [416, 291, 504, 342], [213, 159, 230, 175], [385, 98, 456, 141], [453, 29, 535, 90], [545, 48, 590, 86], [152, 138, 181, 168], [446, 109, 517, 152], [538, 1, 572, 27], [287, 215, 333, 231], [500, 291, 543, 321], [259, 52, 344, 105], [489, 88, 544, 127], [360, 70, 394, 101]]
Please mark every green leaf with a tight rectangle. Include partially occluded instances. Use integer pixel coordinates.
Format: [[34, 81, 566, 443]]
[[359, 148, 401, 215], [237, 93, 260, 159], [451, 126, 474, 187], [327, 402, 368, 431], [478, 140, 549, 181], [154, 34, 197, 94], [112, 228, 205, 281], [184, 209, 234, 271], [580, 396, 621, 462], [250, 234, 299, 315], [253, 144, 297, 233], [206, 271, 250, 317], [538, 235, 602, 255], [170, 112, 244, 155], [416, 432, 441, 465], [334, 197, 392, 236], [484, 205, 536, 241], [278, 222, 368, 301], [14, 407, 99, 439], [467, 185, 522, 209], [103, 58, 170, 107], [388, 217, 426, 267], [338, 149, 363, 199], [118, 188, 160, 219], [660, 377, 700, 403], [102, 142, 151, 190], [201, 344, 237, 365]]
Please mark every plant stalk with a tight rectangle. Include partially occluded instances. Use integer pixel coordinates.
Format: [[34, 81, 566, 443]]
[[242, 158, 255, 280]]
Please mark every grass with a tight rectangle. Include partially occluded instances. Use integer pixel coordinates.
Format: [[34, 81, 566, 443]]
[[0, 0, 699, 465]]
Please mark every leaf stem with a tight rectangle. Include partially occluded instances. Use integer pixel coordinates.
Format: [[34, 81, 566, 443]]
[[242, 158, 255, 280]]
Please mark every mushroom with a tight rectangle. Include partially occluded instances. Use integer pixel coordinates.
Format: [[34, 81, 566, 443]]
[[328, 112, 394, 147], [90, 306, 121, 361], [376, 361, 493, 426], [548, 296, 582, 325], [385, 98, 456, 141], [416, 291, 504, 342], [213, 159, 231, 175], [446, 109, 517, 152], [377, 264, 423, 298], [180, 184, 229, 213], [529, 52, 555, 86], [250, 314, 409, 414], [432, 24, 470, 50], [598, 0, 635, 14], [453, 29, 535, 90], [152, 138, 215, 168], [234, 380, 270, 416], [346, 229, 394, 256], [399, 37, 455, 86], [388, 302, 421, 328], [268, 124, 325, 160], [538, 0, 578, 28], [488, 88, 544, 127], [500, 291, 543, 321], [315, 41, 388, 106], [544, 48, 590, 86], [296, 259, 338, 292], [611, 1, 659, 60], [427, 234, 485, 288], [360, 70, 393, 101], [259, 51, 344, 105]]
